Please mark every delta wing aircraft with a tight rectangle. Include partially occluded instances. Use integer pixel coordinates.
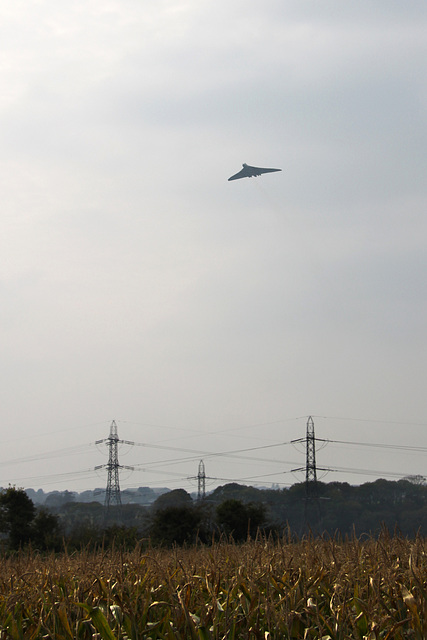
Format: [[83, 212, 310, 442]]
[[228, 163, 281, 181]]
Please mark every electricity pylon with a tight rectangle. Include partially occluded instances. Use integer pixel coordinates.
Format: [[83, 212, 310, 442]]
[[305, 416, 318, 496], [197, 460, 206, 501], [95, 420, 134, 524], [292, 416, 322, 528]]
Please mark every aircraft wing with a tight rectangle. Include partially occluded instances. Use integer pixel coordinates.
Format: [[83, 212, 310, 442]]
[[228, 167, 249, 181], [228, 164, 281, 181]]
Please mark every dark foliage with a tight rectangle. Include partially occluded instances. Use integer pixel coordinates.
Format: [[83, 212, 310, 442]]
[[149, 504, 203, 546], [216, 499, 267, 541], [32, 508, 63, 551], [151, 488, 193, 511], [0, 486, 61, 550], [102, 524, 139, 550], [0, 486, 36, 549], [4, 477, 427, 553]]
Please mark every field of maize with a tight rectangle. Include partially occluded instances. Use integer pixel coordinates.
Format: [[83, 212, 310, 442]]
[[0, 532, 427, 639]]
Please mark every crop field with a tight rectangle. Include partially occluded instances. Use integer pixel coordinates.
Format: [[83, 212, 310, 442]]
[[0, 532, 426, 639]]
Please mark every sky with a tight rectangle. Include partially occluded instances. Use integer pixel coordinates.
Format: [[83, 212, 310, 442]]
[[1, 1, 427, 494]]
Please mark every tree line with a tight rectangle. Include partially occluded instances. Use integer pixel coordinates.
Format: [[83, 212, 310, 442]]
[[1, 476, 427, 550]]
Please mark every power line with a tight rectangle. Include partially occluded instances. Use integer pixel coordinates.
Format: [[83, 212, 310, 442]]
[[324, 466, 412, 479], [0, 444, 89, 467], [2, 434, 426, 477], [311, 415, 427, 427], [1, 468, 97, 485], [318, 438, 427, 453], [0, 420, 112, 446]]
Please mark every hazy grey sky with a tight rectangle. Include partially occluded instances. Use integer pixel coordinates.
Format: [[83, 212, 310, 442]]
[[1, 1, 427, 493]]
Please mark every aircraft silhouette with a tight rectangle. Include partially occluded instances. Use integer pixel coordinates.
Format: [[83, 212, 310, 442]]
[[228, 163, 281, 181]]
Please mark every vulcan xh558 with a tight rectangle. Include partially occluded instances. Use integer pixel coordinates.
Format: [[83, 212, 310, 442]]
[[228, 163, 281, 181]]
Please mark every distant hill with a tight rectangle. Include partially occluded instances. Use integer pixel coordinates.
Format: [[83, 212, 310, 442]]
[[23, 486, 170, 507]]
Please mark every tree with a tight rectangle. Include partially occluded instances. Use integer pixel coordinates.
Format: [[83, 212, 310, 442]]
[[402, 475, 426, 486], [210, 483, 264, 504], [216, 499, 266, 541], [0, 487, 36, 549], [0, 487, 61, 550], [152, 488, 193, 511], [102, 524, 139, 550], [45, 490, 76, 508], [32, 508, 63, 551], [149, 505, 202, 546]]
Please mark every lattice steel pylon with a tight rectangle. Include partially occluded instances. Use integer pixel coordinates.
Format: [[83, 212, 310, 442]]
[[304, 416, 320, 523], [95, 420, 134, 524], [197, 460, 206, 501], [305, 416, 317, 488], [291, 416, 321, 529]]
